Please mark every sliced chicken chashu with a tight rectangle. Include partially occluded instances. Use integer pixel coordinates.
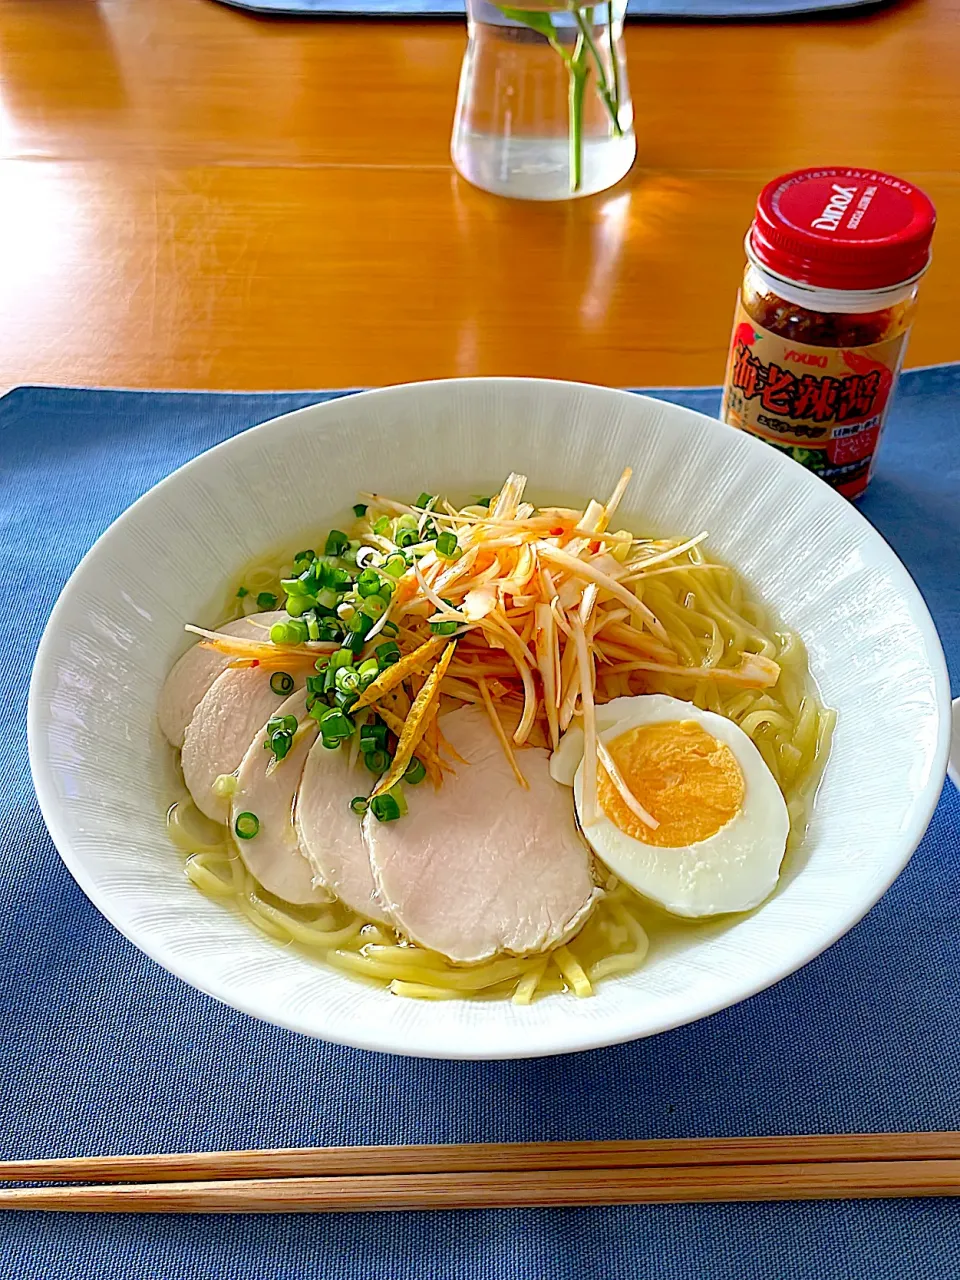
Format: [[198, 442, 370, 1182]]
[[295, 740, 389, 923], [363, 705, 601, 964], [158, 611, 284, 747], [230, 688, 331, 906], [182, 666, 306, 823]]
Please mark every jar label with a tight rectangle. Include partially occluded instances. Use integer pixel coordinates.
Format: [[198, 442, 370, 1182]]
[[720, 298, 908, 498]]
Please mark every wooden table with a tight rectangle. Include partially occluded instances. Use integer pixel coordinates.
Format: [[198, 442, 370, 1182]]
[[0, 0, 956, 391]]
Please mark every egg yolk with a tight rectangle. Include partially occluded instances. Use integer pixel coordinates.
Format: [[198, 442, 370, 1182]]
[[597, 720, 745, 848]]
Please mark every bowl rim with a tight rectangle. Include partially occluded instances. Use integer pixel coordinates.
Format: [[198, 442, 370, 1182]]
[[27, 377, 953, 1058]]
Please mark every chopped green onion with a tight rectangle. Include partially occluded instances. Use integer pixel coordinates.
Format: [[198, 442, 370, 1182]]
[[476, 496, 491, 508], [416, 492, 436, 509], [236, 586, 248, 599], [356, 569, 381, 598], [285, 595, 312, 617], [306, 616, 320, 641], [335, 667, 361, 694], [315, 588, 338, 614], [256, 591, 278, 609], [280, 578, 302, 595], [293, 549, 316, 566], [376, 579, 395, 601], [321, 735, 341, 750], [348, 612, 374, 637], [349, 795, 369, 815], [430, 620, 459, 636], [318, 623, 341, 642], [309, 695, 331, 720], [270, 671, 295, 695], [268, 728, 293, 761], [334, 690, 359, 712], [213, 773, 238, 798], [396, 514, 419, 532], [422, 519, 439, 541], [373, 515, 392, 537], [267, 714, 299, 736], [376, 641, 401, 669], [344, 631, 366, 655], [269, 622, 291, 645], [404, 757, 427, 785], [382, 555, 407, 579], [364, 748, 390, 774], [360, 595, 387, 621], [435, 532, 460, 560], [319, 708, 354, 740], [381, 621, 400, 637], [332, 567, 352, 592], [370, 793, 401, 823], [305, 674, 325, 695], [325, 530, 349, 557], [360, 721, 389, 752], [353, 503, 368, 519], [285, 618, 309, 644], [358, 657, 380, 680], [235, 812, 260, 840], [396, 528, 419, 549]]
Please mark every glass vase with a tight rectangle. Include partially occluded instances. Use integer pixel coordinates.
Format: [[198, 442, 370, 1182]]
[[451, 0, 635, 201]]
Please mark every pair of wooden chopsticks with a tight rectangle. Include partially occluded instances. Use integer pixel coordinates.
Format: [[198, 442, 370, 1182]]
[[2, 1134, 959, 1213]]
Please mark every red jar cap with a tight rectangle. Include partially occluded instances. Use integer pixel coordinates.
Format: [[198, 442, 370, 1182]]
[[749, 167, 936, 290]]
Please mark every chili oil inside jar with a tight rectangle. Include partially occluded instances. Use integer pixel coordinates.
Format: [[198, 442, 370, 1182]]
[[721, 167, 936, 499]]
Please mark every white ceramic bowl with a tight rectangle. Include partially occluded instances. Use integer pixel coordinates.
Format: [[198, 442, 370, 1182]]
[[28, 379, 951, 1059]]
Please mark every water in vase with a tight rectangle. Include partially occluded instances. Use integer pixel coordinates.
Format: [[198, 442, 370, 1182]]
[[451, 0, 635, 201]]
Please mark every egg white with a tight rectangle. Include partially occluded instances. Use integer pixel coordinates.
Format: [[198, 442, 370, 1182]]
[[555, 694, 790, 918]]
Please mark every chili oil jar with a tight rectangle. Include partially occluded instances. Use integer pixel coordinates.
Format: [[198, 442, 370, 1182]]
[[721, 167, 936, 498]]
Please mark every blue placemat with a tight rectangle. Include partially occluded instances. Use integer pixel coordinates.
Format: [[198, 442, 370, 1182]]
[[0, 370, 957, 1279], [213, 0, 890, 17]]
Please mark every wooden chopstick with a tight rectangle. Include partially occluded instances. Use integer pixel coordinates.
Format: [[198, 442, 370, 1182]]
[[2, 1162, 960, 1212], [1, 1135, 959, 1212], [3, 1133, 959, 1185]]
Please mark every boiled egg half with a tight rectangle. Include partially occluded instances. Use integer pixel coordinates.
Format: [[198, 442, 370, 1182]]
[[550, 694, 789, 918]]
